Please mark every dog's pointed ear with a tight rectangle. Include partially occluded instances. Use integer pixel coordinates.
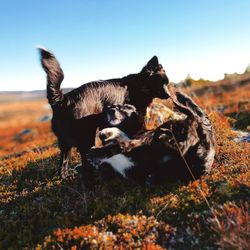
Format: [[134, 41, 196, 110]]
[[147, 56, 158, 68], [141, 56, 159, 73]]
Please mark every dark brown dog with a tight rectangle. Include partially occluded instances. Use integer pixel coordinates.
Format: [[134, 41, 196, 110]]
[[39, 48, 169, 185]]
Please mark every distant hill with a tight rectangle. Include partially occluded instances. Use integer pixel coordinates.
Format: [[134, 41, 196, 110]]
[[182, 72, 250, 96], [1, 71, 250, 103], [0, 88, 73, 103]]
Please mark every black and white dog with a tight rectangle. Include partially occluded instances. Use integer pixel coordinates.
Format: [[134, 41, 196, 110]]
[[39, 48, 169, 185], [100, 104, 143, 138], [87, 86, 215, 184]]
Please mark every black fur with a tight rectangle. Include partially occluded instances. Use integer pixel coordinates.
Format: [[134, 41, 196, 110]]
[[38, 48, 169, 184], [100, 104, 142, 137], [87, 87, 215, 185]]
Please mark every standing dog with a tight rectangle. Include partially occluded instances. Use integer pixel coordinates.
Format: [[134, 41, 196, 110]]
[[39, 48, 169, 185]]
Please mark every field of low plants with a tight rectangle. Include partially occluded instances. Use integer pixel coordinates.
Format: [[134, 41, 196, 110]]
[[0, 75, 249, 249]]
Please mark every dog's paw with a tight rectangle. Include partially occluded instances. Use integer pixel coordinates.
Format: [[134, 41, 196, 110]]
[[61, 165, 78, 179], [74, 164, 82, 173], [87, 143, 123, 169], [98, 127, 129, 145], [60, 165, 69, 179]]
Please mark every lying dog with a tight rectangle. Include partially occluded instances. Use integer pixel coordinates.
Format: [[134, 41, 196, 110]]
[[87, 86, 215, 184], [39, 48, 169, 185]]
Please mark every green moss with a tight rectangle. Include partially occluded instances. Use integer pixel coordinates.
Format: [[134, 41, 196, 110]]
[[229, 111, 250, 130]]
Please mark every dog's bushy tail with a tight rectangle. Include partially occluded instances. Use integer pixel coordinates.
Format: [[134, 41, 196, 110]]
[[164, 85, 205, 121], [165, 85, 215, 146], [38, 47, 64, 107]]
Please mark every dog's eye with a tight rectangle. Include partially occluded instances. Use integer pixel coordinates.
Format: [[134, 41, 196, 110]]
[[155, 64, 163, 72], [145, 67, 153, 75]]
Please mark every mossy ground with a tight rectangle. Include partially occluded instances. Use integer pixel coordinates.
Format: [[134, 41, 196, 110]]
[[0, 80, 249, 249]]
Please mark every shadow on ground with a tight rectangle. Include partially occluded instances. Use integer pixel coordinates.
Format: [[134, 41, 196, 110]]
[[0, 154, 181, 249]]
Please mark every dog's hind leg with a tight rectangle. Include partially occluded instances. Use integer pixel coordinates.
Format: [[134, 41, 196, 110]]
[[59, 144, 72, 179]]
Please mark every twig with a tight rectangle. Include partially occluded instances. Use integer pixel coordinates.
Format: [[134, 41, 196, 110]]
[[171, 129, 222, 230]]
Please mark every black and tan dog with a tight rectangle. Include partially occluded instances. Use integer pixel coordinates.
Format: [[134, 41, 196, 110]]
[[87, 86, 215, 184], [38, 48, 169, 185]]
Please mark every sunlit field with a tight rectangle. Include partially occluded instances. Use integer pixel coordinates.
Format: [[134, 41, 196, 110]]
[[0, 74, 249, 249]]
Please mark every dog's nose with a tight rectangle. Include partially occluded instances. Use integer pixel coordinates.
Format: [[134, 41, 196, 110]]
[[99, 132, 104, 140], [99, 132, 106, 142], [110, 109, 116, 115], [109, 108, 120, 117]]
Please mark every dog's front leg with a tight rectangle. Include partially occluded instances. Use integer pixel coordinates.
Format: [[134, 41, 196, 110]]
[[59, 144, 72, 179]]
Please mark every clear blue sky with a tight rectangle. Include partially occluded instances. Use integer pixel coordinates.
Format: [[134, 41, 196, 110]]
[[0, 0, 250, 91]]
